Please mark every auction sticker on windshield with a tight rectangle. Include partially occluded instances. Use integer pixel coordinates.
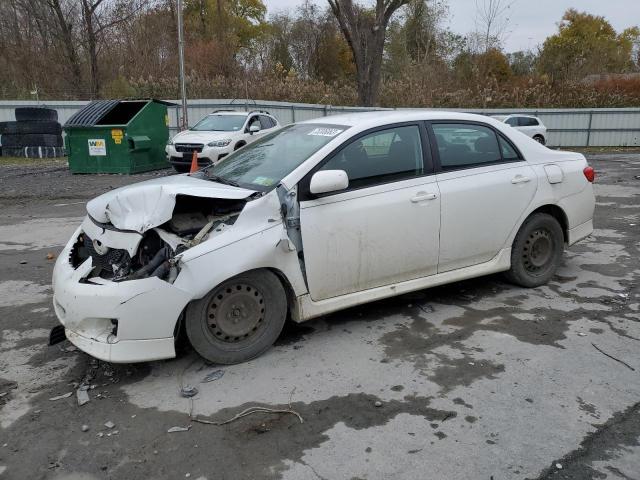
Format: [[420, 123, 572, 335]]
[[307, 127, 343, 137]]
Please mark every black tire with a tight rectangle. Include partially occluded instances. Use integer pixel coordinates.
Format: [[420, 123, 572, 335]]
[[505, 213, 564, 288], [0, 121, 8, 135], [185, 270, 287, 364], [1, 133, 63, 148], [234, 142, 246, 151], [1, 146, 23, 157], [15, 107, 58, 122], [4, 121, 62, 135], [173, 164, 190, 173], [533, 135, 546, 145]]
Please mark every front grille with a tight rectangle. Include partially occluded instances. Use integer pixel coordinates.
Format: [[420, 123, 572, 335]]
[[175, 143, 204, 153]]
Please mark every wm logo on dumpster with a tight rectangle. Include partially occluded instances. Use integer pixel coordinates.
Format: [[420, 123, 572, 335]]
[[88, 139, 107, 156]]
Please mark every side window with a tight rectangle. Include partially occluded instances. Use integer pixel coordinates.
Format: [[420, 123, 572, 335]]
[[432, 123, 502, 170], [519, 117, 538, 126], [320, 125, 424, 191], [499, 135, 520, 160], [259, 115, 272, 129], [505, 117, 518, 127], [247, 116, 260, 130]]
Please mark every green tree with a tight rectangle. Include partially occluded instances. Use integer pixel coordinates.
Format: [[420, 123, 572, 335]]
[[538, 9, 639, 82]]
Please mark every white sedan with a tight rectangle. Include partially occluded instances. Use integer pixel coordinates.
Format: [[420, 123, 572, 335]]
[[51, 111, 595, 364]]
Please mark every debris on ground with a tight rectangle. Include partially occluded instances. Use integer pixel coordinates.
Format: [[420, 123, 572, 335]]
[[46, 253, 55, 260], [578, 333, 587, 337], [201, 369, 225, 383], [592, 343, 636, 371], [556, 463, 563, 469], [76, 388, 90, 406], [104, 421, 115, 429], [49, 392, 73, 401], [81, 425, 89, 432], [167, 426, 191, 433], [180, 385, 199, 398], [191, 406, 304, 426], [374, 401, 382, 407]]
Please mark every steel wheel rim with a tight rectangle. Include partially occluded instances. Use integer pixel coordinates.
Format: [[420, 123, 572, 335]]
[[207, 283, 265, 343], [523, 228, 553, 273]]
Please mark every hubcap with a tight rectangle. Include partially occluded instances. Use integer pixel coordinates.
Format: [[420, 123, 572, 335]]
[[523, 229, 553, 273], [207, 283, 265, 343]]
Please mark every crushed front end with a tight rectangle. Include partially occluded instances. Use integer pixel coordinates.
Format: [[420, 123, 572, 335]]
[[52, 193, 248, 363]]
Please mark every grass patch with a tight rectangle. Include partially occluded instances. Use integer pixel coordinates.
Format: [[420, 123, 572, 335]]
[[0, 156, 67, 166]]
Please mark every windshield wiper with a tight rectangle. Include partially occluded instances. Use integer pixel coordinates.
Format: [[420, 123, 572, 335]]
[[208, 174, 241, 188]]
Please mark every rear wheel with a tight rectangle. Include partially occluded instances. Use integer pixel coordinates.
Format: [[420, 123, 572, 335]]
[[185, 270, 287, 364], [505, 213, 564, 288], [533, 135, 546, 145]]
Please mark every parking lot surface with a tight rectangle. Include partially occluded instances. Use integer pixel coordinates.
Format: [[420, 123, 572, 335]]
[[0, 154, 638, 479]]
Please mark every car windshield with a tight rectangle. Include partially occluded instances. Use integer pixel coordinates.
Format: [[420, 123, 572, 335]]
[[204, 123, 348, 191], [191, 114, 246, 131]]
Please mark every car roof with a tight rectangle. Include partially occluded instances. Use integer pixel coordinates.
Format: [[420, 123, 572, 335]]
[[501, 114, 540, 119], [210, 111, 249, 116], [300, 110, 505, 129]]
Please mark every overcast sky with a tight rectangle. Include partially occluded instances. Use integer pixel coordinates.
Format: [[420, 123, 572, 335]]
[[263, 0, 640, 53]]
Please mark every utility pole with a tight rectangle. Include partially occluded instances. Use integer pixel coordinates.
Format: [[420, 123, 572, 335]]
[[177, 0, 188, 130]]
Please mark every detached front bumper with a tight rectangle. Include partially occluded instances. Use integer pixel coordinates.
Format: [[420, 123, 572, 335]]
[[52, 227, 193, 363]]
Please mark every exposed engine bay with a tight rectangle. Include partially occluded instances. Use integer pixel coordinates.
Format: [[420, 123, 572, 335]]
[[70, 195, 247, 282]]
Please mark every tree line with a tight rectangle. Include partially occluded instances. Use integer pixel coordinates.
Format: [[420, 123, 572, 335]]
[[0, 0, 639, 107]]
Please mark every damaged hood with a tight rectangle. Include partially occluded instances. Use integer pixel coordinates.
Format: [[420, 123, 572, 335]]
[[86, 175, 255, 233]]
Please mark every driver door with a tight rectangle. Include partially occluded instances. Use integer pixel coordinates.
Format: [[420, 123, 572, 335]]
[[299, 124, 441, 301]]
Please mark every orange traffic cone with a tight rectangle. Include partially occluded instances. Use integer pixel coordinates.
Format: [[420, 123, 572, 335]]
[[189, 150, 198, 174]]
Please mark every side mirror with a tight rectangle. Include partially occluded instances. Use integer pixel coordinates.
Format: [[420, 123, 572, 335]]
[[309, 170, 349, 195], [249, 124, 261, 134]]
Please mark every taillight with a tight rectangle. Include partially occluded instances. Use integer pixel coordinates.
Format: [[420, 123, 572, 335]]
[[583, 166, 595, 183]]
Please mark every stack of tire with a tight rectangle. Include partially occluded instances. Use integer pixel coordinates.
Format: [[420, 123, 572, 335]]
[[0, 107, 64, 158]]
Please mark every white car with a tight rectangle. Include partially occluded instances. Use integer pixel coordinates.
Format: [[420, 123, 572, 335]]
[[51, 111, 595, 364], [166, 110, 280, 172], [492, 114, 548, 145]]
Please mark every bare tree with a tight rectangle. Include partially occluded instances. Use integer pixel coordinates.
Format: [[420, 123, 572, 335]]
[[80, 0, 148, 97], [328, 0, 410, 106], [474, 0, 514, 52], [47, 0, 83, 90]]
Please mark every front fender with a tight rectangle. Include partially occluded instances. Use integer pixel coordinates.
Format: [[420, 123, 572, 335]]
[[173, 223, 308, 302]]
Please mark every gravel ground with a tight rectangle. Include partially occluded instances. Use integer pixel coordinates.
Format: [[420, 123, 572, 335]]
[[0, 153, 638, 480]]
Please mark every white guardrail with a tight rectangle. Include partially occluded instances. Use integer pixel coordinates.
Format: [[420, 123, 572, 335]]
[[1, 99, 639, 147]]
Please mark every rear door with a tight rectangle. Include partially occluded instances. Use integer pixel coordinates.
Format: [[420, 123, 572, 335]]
[[299, 123, 441, 300], [429, 122, 538, 272]]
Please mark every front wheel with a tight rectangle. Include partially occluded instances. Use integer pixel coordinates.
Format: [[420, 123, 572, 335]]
[[185, 270, 287, 364], [505, 213, 564, 288], [533, 135, 546, 145]]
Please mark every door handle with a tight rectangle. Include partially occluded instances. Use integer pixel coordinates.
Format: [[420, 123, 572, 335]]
[[511, 175, 531, 184], [410, 192, 438, 203]]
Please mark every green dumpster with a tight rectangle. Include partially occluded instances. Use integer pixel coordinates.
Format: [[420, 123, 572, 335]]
[[64, 99, 174, 174]]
